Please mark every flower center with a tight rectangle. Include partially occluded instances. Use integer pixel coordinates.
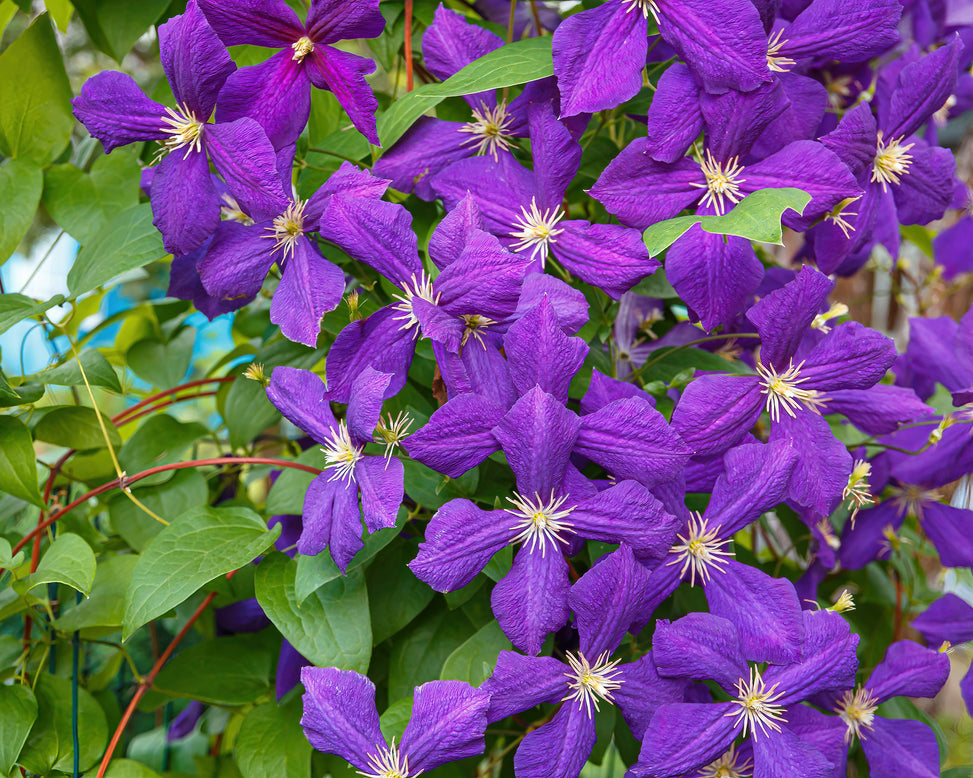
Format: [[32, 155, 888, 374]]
[[823, 73, 854, 110], [696, 745, 754, 778], [220, 193, 254, 225], [358, 739, 411, 778], [321, 420, 364, 483], [509, 197, 566, 265], [460, 313, 498, 348], [265, 200, 307, 260], [842, 459, 873, 524], [374, 411, 414, 464], [458, 101, 515, 161], [667, 513, 734, 587], [621, 0, 660, 23], [824, 197, 860, 240], [292, 36, 315, 63], [562, 650, 624, 717], [505, 491, 576, 555], [871, 132, 915, 191], [726, 667, 786, 739], [158, 104, 204, 160], [765, 29, 795, 72], [755, 359, 827, 423], [691, 151, 746, 216], [834, 687, 878, 744], [392, 273, 441, 337], [892, 484, 941, 521]]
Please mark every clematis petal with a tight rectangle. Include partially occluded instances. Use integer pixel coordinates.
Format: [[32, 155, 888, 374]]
[[751, 725, 835, 778], [670, 375, 764, 456], [920, 501, 973, 569], [865, 641, 950, 704], [613, 653, 689, 741], [644, 63, 703, 163], [552, 1, 647, 117], [799, 321, 897, 391], [480, 651, 566, 723], [300, 666, 385, 772], [527, 101, 582, 210], [428, 193, 486, 269], [860, 717, 941, 778], [492, 546, 571, 655], [406, 394, 507, 478], [514, 704, 595, 778], [552, 220, 658, 300], [770, 411, 851, 516], [570, 481, 679, 561], [911, 593, 973, 645], [151, 147, 220, 256], [399, 680, 491, 773], [197, 221, 275, 302], [267, 366, 336, 445], [72, 71, 167, 152], [197, 0, 303, 47], [370, 118, 473, 199], [891, 141, 956, 226], [299, 474, 364, 570], [630, 703, 739, 778], [824, 386, 933, 435], [779, 0, 901, 63], [409, 499, 514, 591], [355, 456, 402, 535], [700, 81, 789, 161], [305, 46, 379, 145], [884, 36, 963, 140], [435, 230, 529, 321], [270, 239, 345, 347], [306, 0, 385, 45]]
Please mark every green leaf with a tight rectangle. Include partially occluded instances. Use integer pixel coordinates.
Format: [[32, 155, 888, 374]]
[[378, 36, 553, 149], [0, 158, 42, 265], [642, 188, 811, 256], [33, 406, 122, 450], [0, 293, 65, 337], [388, 602, 476, 701], [236, 698, 311, 778], [43, 151, 142, 245], [255, 552, 371, 672], [108, 469, 208, 552], [15, 533, 96, 597], [265, 447, 321, 515], [19, 674, 107, 774], [123, 506, 281, 639], [71, 0, 171, 61], [0, 415, 42, 506], [67, 203, 167, 297], [0, 373, 43, 407], [117, 414, 208, 481], [95, 758, 164, 778], [0, 685, 37, 774], [629, 268, 678, 298], [152, 632, 275, 706], [54, 553, 137, 631], [45, 0, 72, 31], [0, 14, 74, 164], [439, 620, 512, 686], [126, 328, 195, 389], [0, 537, 24, 568], [367, 540, 434, 644], [26, 348, 122, 393]]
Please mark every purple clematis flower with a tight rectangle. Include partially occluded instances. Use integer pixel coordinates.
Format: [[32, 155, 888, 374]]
[[895, 309, 973, 406], [431, 100, 658, 299], [197, 0, 384, 147], [551, 0, 772, 116], [410, 384, 683, 654], [266, 366, 404, 571], [590, 85, 860, 328], [632, 440, 808, 664], [632, 609, 859, 778], [913, 593, 973, 717], [671, 267, 897, 514], [479, 546, 689, 777], [301, 667, 490, 776], [72, 0, 287, 256]]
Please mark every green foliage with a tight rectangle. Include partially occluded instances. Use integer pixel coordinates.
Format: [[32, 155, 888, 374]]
[[0, 157, 43, 265], [0, 415, 43, 506], [0, 685, 37, 774], [14, 532, 96, 596], [236, 698, 312, 778], [123, 507, 281, 638]]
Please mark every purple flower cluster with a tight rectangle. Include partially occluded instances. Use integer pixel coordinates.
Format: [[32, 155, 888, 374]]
[[72, 0, 973, 775]]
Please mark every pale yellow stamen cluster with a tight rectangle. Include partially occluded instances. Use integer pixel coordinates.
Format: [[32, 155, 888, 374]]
[[621, 0, 661, 23], [358, 739, 412, 778], [157, 104, 205, 161], [374, 411, 414, 464], [766, 29, 796, 72], [871, 131, 915, 191], [834, 687, 878, 743], [509, 197, 566, 264], [830, 590, 856, 613], [824, 197, 860, 239], [562, 650, 624, 717], [696, 745, 754, 778], [458, 101, 515, 161], [667, 513, 734, 586], [892, 484, 941, 521], [265, 200, 307, 259], [691, 151, 746, 216], [392, 273, 441, 336], [842, 459, 873, 524], [292, 36, 315, 63], [460, 314, 498, 348], [321, 420, 364, 483], [755, 359, 827, 423], [811, 302, 849, 334], [220, 193, 253, 225], [506, 491, 576, 555], [726, 667, 787, 738]]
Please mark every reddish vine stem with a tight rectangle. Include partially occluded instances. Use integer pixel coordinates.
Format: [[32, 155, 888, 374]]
[[115, 391, 219, 427], [8, 457, 323, 562], [404, 0, 414, 91], [112, 377, 234, 425]]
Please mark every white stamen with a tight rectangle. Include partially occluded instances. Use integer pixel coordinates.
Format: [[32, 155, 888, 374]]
[[264, 200, 307, 260], [357, 739, 415, 778], [509, 197, 565, 264], [374, 411, 414, 464], [755, 359, 827, 423], [321, 420, 364, 483], [392, 273, 441, 337], [157, 104, 204, 161], [460, 314, 498, 348], [292, 36, 315, 63], [842, 459, 873, 524], [726, 666, 787, 739], [621, 0, 660, 23], [691, 151, 746, 216], [505, 491, 576, 555], [458, 101, 515, 161], [220, 193, 253, 225], [696, 744, 754, 778], [667, 513, 734, 587], [811, 302, 849, 334], [871, 131, 915, 191], [824, 197, 861, 240], [834, 687, 878, 744], [766, 29, 796, 72], [562, 650, 624, 717]]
